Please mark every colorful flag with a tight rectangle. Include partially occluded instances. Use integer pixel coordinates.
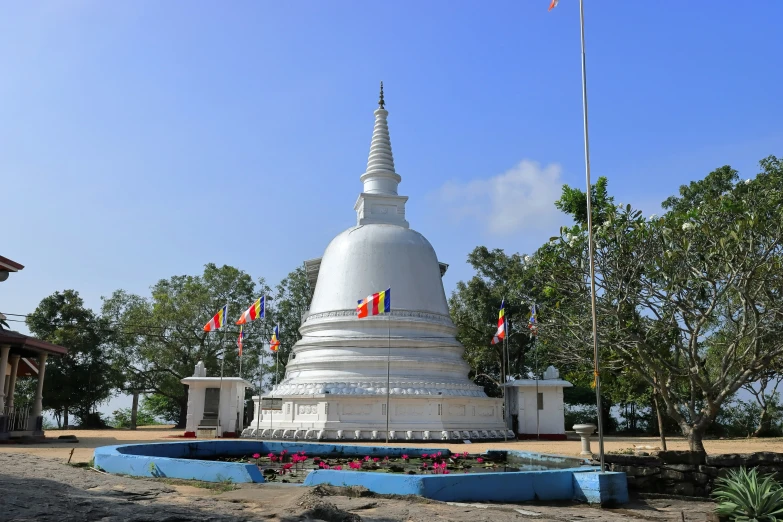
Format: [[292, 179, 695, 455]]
[[491, 300, 506, 345], [529, 303, 538, 333], [236, 296, 265, 325], [270, 324, 280, 352], [203, 305, 228, 332], [237, 325, 245, 356], [357, 288, 391, 318], [548, 0, 559, 11]]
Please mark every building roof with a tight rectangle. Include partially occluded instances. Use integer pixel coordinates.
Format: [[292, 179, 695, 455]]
[[0, 330, 68, 356], [504, 379, 573, 388], [0, 255, 24, 272]]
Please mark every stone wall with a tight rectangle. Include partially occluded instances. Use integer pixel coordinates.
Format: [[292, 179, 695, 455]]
[[598, 451, 783, 498]]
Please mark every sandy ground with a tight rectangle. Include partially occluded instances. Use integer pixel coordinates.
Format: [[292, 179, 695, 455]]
[[1, 425, 781, 464], [0, 452, 718, 522]]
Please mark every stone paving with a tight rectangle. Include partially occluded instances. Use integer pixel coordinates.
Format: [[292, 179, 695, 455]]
[[0, 452, 719, 521]]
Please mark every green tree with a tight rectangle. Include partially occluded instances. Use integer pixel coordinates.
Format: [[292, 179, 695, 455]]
[[449, 247, 539, 396], [266, 266, 312, 385], [532, 157, 783, 451], [102, 264, 270, 428], [26, 290, 117, 427]]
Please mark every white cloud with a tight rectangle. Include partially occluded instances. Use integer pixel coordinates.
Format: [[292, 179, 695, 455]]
[[435, 160, 565, 236]]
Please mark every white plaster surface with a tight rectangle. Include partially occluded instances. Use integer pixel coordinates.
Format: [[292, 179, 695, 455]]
[[243, 94, 507, 440], [505, 367, 572, 436], [182, 375, 252, 436]]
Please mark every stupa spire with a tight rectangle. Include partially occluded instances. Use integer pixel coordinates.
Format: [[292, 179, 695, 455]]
[[361, 81, 401, 195], [355, 83, 409, 228]]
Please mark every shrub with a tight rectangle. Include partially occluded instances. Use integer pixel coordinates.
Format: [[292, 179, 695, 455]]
[[110, 407, 159, 428], [712, 467, 783, 521]]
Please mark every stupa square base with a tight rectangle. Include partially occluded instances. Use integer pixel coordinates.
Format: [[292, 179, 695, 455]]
[[242, 395, 511, 441]]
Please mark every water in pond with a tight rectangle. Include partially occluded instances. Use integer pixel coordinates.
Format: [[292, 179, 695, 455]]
[[204, 450, 575, 484]]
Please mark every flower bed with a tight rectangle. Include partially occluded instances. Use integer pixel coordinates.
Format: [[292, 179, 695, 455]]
[[213, 449, 522, 484]]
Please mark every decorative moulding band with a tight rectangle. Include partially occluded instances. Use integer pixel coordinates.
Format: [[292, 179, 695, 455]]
[[304, 309, 455, 327], [268, 380, 487, 397]]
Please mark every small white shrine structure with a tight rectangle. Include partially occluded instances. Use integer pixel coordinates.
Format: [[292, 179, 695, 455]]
[[181, 361, 252, 438], [504, 366, 572, 440]]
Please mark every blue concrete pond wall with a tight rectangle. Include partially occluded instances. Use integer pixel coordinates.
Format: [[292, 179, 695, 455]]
[[93, 440, 627, 504]]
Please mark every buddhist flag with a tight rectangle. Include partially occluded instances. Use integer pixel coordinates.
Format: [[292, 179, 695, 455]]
[[270, 324, 280, 352], [203, 305, 228, 332], [237, 325, 245, 356], [548, 0, 559, 10], [491, 300, 506, 345], [529, 303, 538, 334], [236, 296, 264, 325], [357, 288, 391, 318]]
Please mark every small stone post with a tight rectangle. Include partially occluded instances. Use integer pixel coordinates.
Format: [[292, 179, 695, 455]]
[[573, 423, 597, 457]]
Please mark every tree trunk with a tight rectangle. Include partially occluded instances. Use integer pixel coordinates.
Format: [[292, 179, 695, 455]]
[[685, 424, 707, 452], [752, 408, 772, 438], [176, 400, 188, 430], [653, 392, 668, 450], [63, 406, 69, 429], [130, 392, 139, 430]]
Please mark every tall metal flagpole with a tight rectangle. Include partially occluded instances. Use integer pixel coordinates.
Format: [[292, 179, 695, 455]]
[[256, 345, 262, 441], [217, 306, 227, 437], [579, 0, 605, 472], [501, 298, 507, 442], [535, 332, 540, 441], [385, 307, 391, 444]]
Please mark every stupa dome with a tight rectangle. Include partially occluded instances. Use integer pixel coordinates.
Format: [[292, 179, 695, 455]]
[[308, 225, 449, 317]]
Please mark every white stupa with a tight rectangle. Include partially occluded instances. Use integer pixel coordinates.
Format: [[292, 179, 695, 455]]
[[243, 84, 509, 442]]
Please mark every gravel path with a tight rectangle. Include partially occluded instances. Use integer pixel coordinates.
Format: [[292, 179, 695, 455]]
[[0, 453, 718, 522]]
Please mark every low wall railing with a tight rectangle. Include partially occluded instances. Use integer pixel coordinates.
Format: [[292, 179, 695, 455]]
[[3, 405, 31, 431]]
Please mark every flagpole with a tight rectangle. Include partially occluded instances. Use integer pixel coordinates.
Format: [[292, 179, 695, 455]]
[[256, 345, 262, 441], [535, 332, 540, 441], [501, 297, 507, 442], [385, 311, 391, 444], [578, 0, 605, 472], [504, 314, 510, 433], [217, 316, 227, 437]]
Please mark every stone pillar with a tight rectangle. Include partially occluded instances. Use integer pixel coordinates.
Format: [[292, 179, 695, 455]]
[[7, 355, 20, 410], [29, 353, 47, 434], [0, 345, 10, 409]]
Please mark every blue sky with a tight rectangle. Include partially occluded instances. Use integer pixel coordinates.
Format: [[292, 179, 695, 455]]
[[2, 0, 782, 335]]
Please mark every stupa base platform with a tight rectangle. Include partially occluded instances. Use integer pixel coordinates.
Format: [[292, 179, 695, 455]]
[[241, 395, 510, 442]]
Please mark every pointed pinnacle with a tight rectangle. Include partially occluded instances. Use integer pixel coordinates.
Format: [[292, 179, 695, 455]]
[[378, 81, 385, 109]]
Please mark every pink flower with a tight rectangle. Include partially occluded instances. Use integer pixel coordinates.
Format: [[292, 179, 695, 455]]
[[281, 450, 288, 455], [333, 465, 342, 470], [462, 451, 469, 458], [323, 464, 330, 469], [476, 458, 483, 463], [363, 456, 370, 461], [270, 455, 278, 462], [444, 470, 450, 475], [267, 453, 275, 458], [282, 463, 293, 469], [421, 453, 428, 458], [383, 456, 389, 461], [372, 457, 380, 462], [402, 454, 409, 460], [252, 453, 261, 459], [436, 452, 442, 457], [299, 451, 307, 456]]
